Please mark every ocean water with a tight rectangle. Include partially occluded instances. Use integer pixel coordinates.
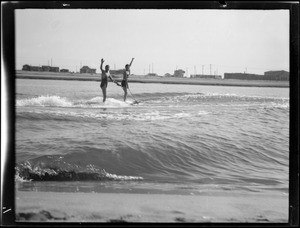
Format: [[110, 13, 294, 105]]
[[15, 79, 289, 196]]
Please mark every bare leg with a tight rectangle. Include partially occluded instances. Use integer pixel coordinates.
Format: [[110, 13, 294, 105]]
[[123, 87, 127, 101], [101, 86, 107, 102]]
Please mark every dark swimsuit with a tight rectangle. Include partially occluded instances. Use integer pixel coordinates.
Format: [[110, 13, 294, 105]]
[[122, 70, 129, 88], [100, 77, 107, 88], [121, 79, 128, 88], [101, 70, 110, 88]]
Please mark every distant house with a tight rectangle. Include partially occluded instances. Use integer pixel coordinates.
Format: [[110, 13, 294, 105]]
[[50, 67, 59, 72], [22, 64, 31, 71], [23, 64, 45, 71], [60, 69, 69, 73], [190, 74, 222, 79], [30, 66, 42, 71], [174, 69, 185, 77], [147, 73, 158, 76], [80, 66, 96, 74], [40, 65, 58, 72], [264, 70, 289, 81], [42, 65, 51, 72], [224, 73, 264, 80], [110, 69, 124, 76], [164, 73, 172, 77]]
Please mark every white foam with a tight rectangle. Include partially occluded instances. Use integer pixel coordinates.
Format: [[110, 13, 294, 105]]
[[15, 173, 31, 183], [104, 171, 143, 181], [21, 108, 194, 121], [268, 102, 289, 109], [206, 92, 238, 97], [74, 97, 132, 109], [205, 93, 290, 101], [89, 96, 102, 103], [197, 111, 209, 115], [17, 95, 72, 107], [174, 113, 191, 118], [104, 98, 131, 108], [16, 96, 135, 109], [15, 166, 32, 182], [86, 166, 143, 181]]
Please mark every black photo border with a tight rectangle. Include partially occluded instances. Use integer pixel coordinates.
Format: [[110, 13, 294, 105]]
[[1, 1, 299, 227]]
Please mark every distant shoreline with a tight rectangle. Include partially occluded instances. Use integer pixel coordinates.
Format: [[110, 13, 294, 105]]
[[15, 71, 289, 88]]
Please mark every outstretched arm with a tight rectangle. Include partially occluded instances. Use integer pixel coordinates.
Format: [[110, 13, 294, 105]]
[[100, 58, 104, 72], [108, 75, 114, 82], [129, 58, 134, 68], [109, 74, 121, 86]]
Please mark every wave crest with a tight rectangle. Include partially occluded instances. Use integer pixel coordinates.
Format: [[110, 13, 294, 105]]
[[17, 95, 72, 107], [16, 160, 143, 182], [16, 96, 135, 108]]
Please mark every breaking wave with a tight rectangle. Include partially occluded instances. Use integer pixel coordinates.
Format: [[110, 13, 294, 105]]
[[16, 158, 143, 182]]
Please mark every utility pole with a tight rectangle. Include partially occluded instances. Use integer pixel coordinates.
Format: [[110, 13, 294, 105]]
[[194, 65, 196, 75], [202, 65, 204, 75], [51, 58, 52, 67]]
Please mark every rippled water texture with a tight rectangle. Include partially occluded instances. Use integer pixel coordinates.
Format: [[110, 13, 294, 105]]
[[16, 79, 289, 195]]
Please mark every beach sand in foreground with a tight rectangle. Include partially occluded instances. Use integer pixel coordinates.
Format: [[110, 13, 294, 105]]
[[15, 191, 288, 223]]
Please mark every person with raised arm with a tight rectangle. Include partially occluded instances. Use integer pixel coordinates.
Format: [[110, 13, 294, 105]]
[[100, 58, 120, 103], [121, 58, 135, 102]]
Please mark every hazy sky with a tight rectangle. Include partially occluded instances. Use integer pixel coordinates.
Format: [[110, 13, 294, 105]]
[[15, 9, 289, 77]]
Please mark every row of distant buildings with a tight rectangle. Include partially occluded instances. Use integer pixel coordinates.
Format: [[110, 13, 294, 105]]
[[164, 69, 222, 79], [22, 64, 96, 74], [22, 64, 289, 81], [171, 69, 289, 81], [164, 69, 187, 78], [224, 70, 289, 81], [22, 64, 61, 72]]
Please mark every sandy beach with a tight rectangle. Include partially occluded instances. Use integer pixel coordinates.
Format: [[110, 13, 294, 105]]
[[15, 190, 288, 223], [15, 70, 289, 88]]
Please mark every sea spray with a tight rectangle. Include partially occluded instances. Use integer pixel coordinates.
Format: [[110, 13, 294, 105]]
[[17, 95, 72, 107]]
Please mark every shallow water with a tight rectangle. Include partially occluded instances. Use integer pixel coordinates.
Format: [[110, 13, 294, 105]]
[[15, 79, 289, 195]]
